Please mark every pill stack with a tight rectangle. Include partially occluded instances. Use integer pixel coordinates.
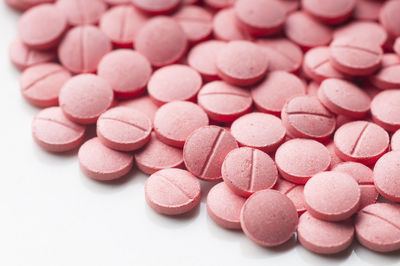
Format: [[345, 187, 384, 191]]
[[6, 0, 400, 255]]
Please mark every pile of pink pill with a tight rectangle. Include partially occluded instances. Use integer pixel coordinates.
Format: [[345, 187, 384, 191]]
[[7, 0, 400, 255]]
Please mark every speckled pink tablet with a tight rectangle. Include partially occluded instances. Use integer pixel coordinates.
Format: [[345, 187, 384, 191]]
[[99, 5, 148, 48], [353, 0, 382, 21], [98, 49, 152, 99], [56, 0, 107, 26], [355, 203, 400, 252], [318, 78, 371, 118], [183, 126, 238, 181], [251, 71, 306, 115], [154, 101, 209, 147], [118, 95, 159, 124], [145, 168, 201, 215], [32, 107, 86, 152], [281, 96, 336, 141], [302, 0, 356, 24], [213, 8, 251, 42], [333, 162, 378, 208], [373, 151, 400, 202], [297, 212, 354, 254], [148, 65, 202, 105], [285, 11, 332, 50], [18, 4, 67, 50], [198, 81, 252, 122], [135, 17, 187, 68], [274, 178, 306, 214], [379, 0, 400, 37], [132, 0, 181, 15], [275, 138, 331, 184], [222, 147, 278, 197], [334, 121, 389, 164], [371, 90, 400, 132], [135, 133, 184, 175], [370, 64, 400, 90], [78, 137, 133, 180], [230, 112, 286, 153], [391, 130, 400, 151], [216, 41, 268, 86], [58, 26, 112, 74], [333, 21, 388, 47], [59, 74, 114, 125], [394, 37, 400, 55], [206, 182, 246, 229], [240, 189, 298, 247], [5, 0, 54, 11], [20, 63, 71, 107]]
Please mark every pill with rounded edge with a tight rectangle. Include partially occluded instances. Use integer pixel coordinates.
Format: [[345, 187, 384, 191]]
[[371, 90, 400, 132], [379, 0, 400, 37], [394, 37, 400, 56], [104, 0, 130, 5], [370, 64, 400, 90], [132, 0, 181, 15], [212, 8, 251, 42], [373, 151, 400, 202], [204, 0, 235, 10], [333, 21, 388, 47], [56, 0, 107, 26], [326, 141, 343, 169], [118, 95, 159, 124], [391, 130, 400, 151], [5, 0, 54, 11], [353, 0, 382, 21], [274, 177, 306, 214], [302, 0, 356, 24]]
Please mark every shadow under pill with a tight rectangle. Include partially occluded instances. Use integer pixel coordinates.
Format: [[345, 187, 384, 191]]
[[205, 213, 244, 242], [200, 180, 219, 202], [354, 241, 400, 265], [240, 234, 297, 259]]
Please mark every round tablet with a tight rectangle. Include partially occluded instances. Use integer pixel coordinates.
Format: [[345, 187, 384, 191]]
[[222, 147, 278, 197], [355, 203, 400, 252], [20, 63, 71, 107], [135, 133, 184, 175], [148, 65, 202, 105], [216, 41, 268, 86], [32, 107, 86, 152], [154, 101, 209, 148], [230, 112, 286, 153], [240, 189, 298, 247], [381, 53, 400, 68], [118, 95, 159, 124], [379, 0, 400, 37], [373, 151, 400, 202], [206, 182, 246, 229], [18, 4, 67, 50], [274, 178, 306, 214], [97, 49, 152, 98], [183, 126, 238, 181], [135, 17, 187, 67], [318, 78, 371, 119], [370, 64, 400, 90], [56, 0, 107, 26], [132, 0, 181, 15], [306, 81, 320, 97], [395, 37, 400, 56], [334, 121, 389, 165], [281, 95, 336, 141], [145, 168, 201, 215], [5, 0, 54, 11], [392, 130, 400, 151], [371, 90, 400, 132], [104, 0, 130, 5], [213, 8, 251, 42], [285, 11, 332, 50], [59, 74, 114, 125], [353, 0, 382, 21], [78, 137, 133, 181], [297, 212, 354, 254], [302, 0, 356, 24], [333, 21, 388, 47], [58, 25, 112, 74], [99, 5, 148, 48], [326, 141, 343, 169], [275, 138, 331, 184], [197, 81, 252, 122], [204, 0, 235, 9]]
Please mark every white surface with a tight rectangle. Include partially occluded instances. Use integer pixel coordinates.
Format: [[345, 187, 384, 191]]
[[1, 2, 400, 266]]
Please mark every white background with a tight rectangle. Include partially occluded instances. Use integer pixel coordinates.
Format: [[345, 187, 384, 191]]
[[1, 2, 399, 266]]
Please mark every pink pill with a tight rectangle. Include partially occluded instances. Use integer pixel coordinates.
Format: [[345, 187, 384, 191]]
[[240, 189, 298, 247], [18, 4, 67, 50], [318, 78, 371, 119], [135, 133, 184, 175], [5, 0, 54, 11], [274, 178, 306, 214], [281, 95, 336, 141], [216, 41, 268, 86], [379, 0, 400, 37], [391, 130, 400, 151], [394, 37, 400, 55], [97, 107, 152, 152], [230, 112, 286, 153], [353, 0, 382, 21], [8, 38, 56, 71], [213, 8, 252, 42], [371, 90, 400, 132], [20, 63, 71, 107], [197, 81, 252, 122], [132, 0, 181, 15], [334, 121, 389, 165], [206, 182, 246, 229], [59, 74, 114, 125], [97, 49, 152, 99], [306, 81, 319, 97], [78, 137, 133, 181], [204, 0, 235, 9], [275, 138, 331, 184], [370, 64, 400, 90], [148, 65, 202, 105], [355, 203, 400, 252], [297, 212, 354, 254], [234, 0, 286, 36], [302, 0, 356, 24], [373, 151, 400, 202], [32, 107, 86, 152], [251, 71, 306, 115], [279, 0, 300, 14], [330, 36, 383, 76], [326, 141, 343, 169], [285, 11, 332, 50], [104, 0, 131, 5], [145, 168, 201, 215], [173, 5, 213, 44], [56, 0, 107, 26], [135, 17, 187, 68], [58, 26, 112, 74], [183, 126, 238, 181], [222, 147, 278, 197], [99, 5, 148, 48], [333, 162, 378, 208], [380, 53, 400, 68], [154, 101, 209, 147], [118, 95, 159, 124]]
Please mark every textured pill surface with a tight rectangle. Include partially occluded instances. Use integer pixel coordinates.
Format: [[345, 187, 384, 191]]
[[391, 129, 400, 151], [118, 95, 159, 124], [212, 8, 251, 42], [132, 0, 181, 15], [333, 21, 387, 47], [373, 151, 400, 202], [370, 64, 400, 90], [302, 0, 356, 24], [274, 178, 306, 214], [371, 90, 400, 132], [56, 0, 107, 26]]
